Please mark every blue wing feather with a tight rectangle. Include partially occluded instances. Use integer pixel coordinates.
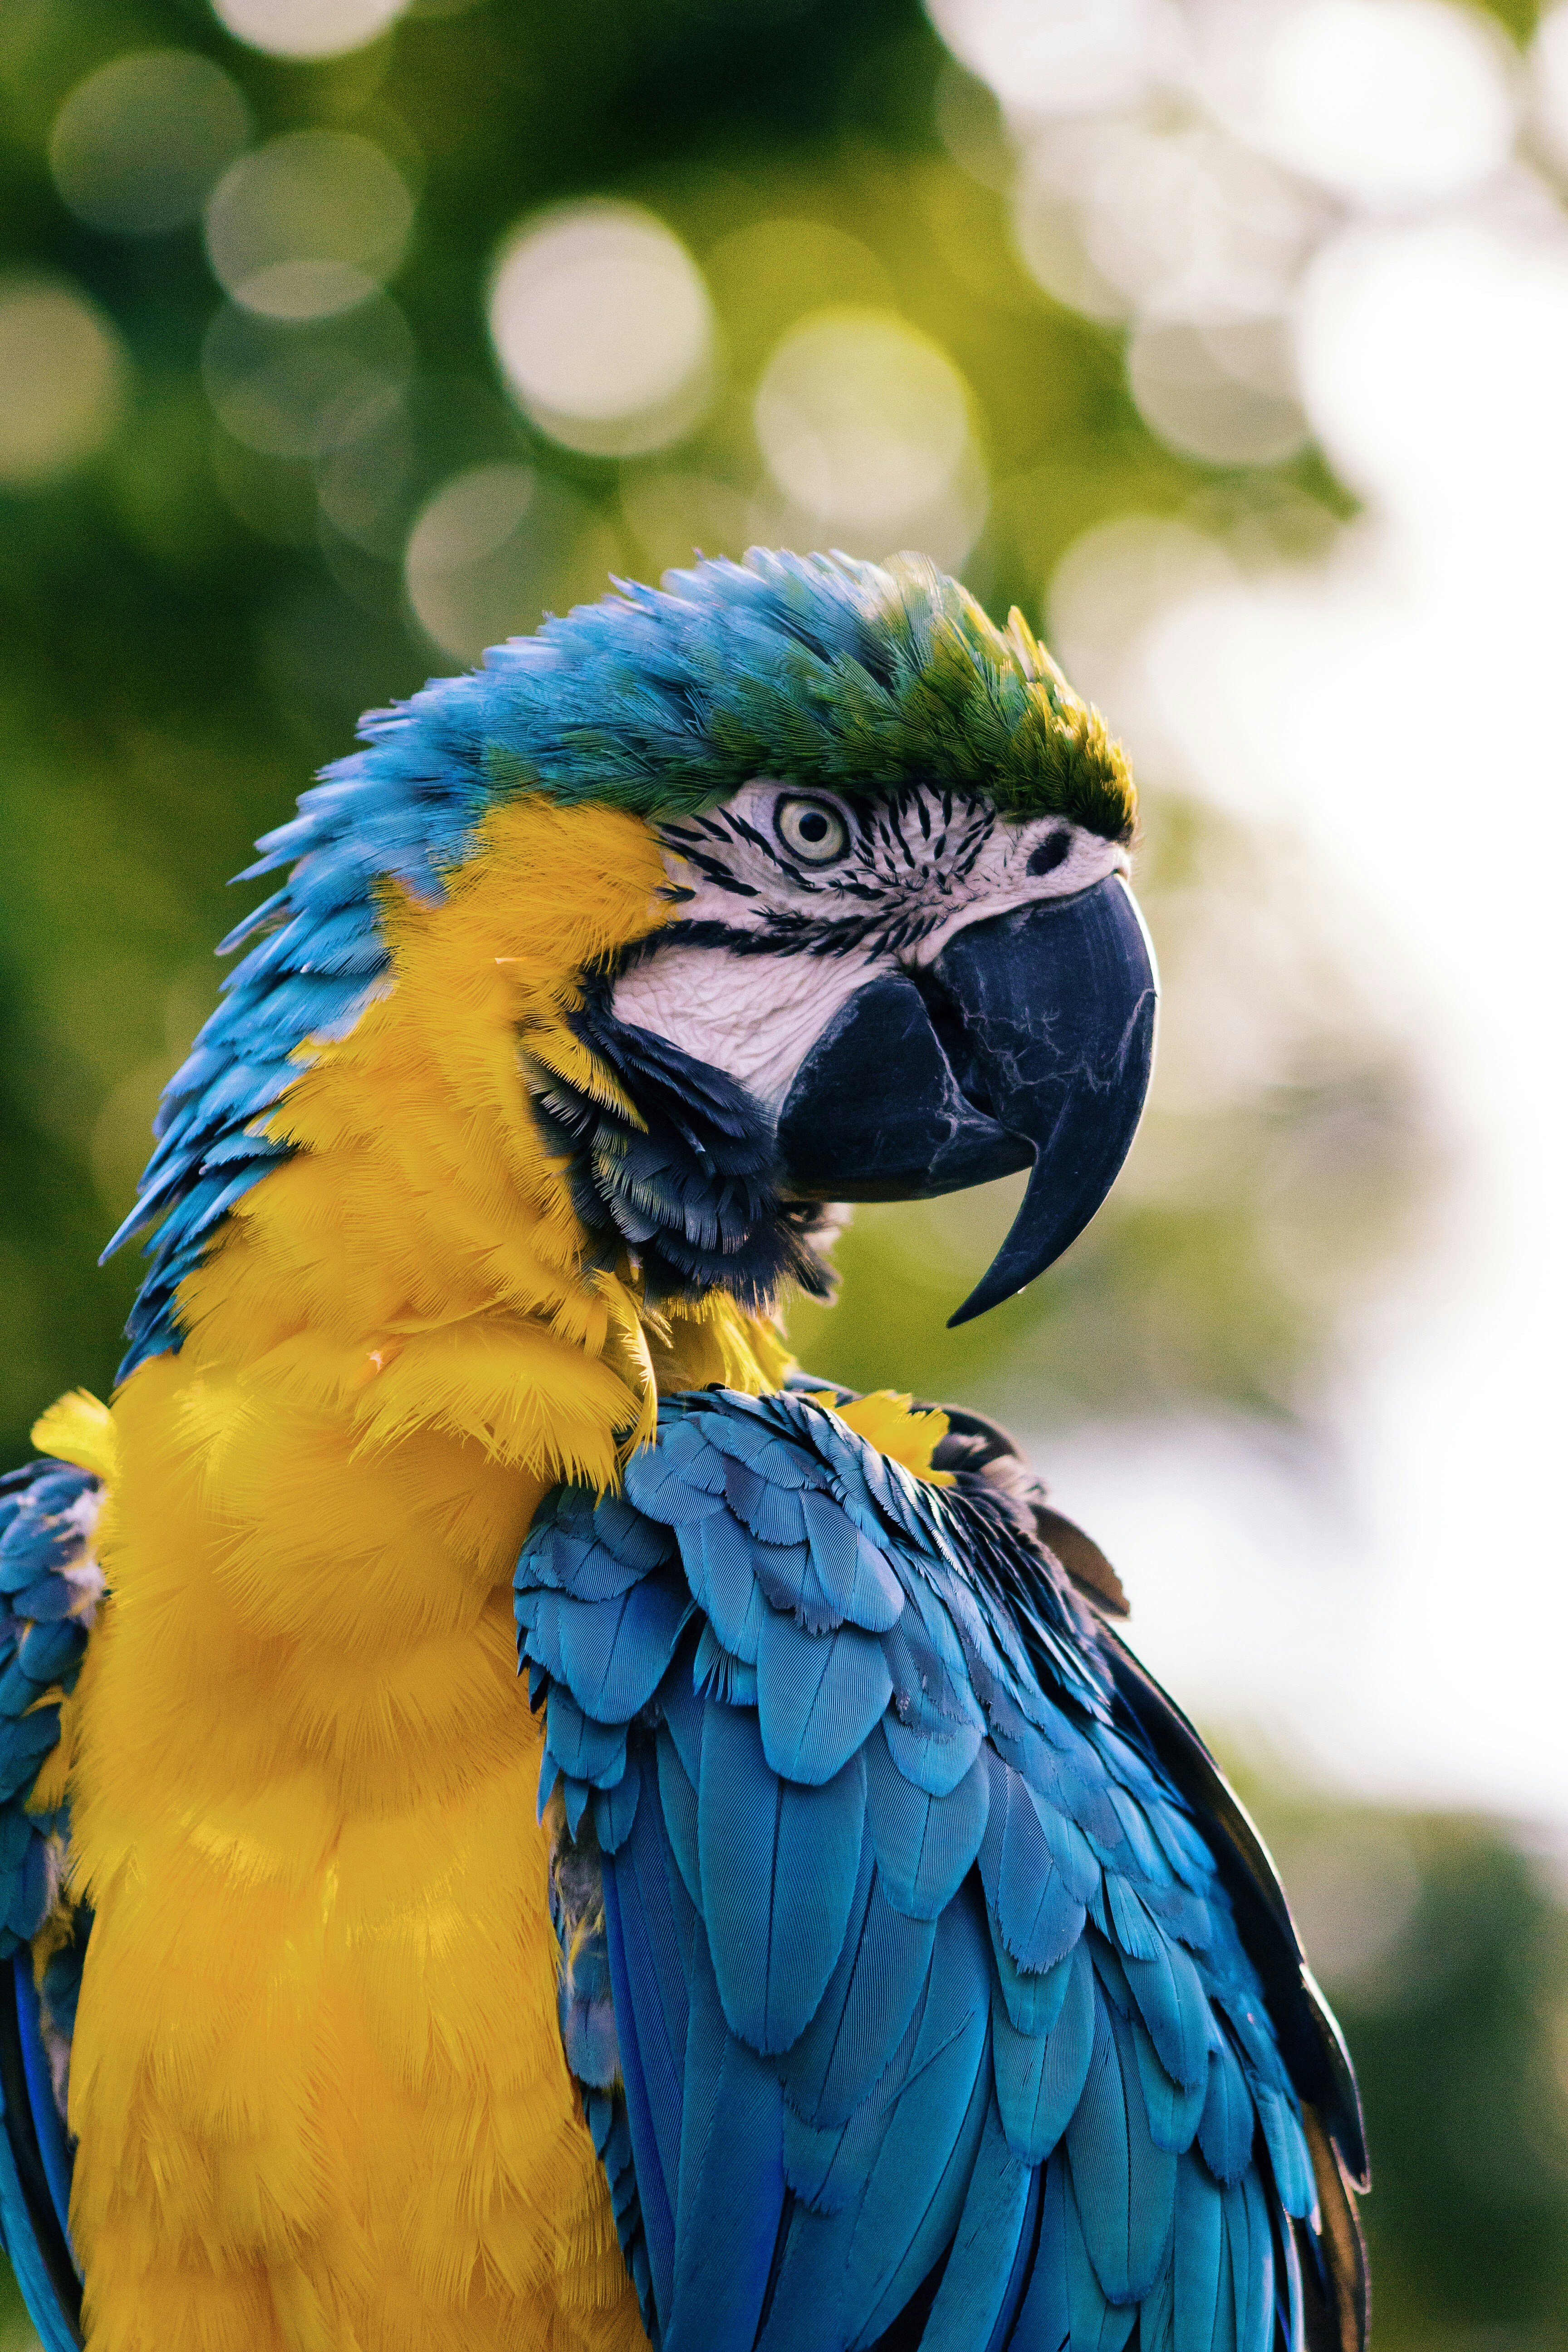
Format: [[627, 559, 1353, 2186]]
[[0, 2122, 80, 2352], [849, 2021, 994, 2350], [1030, 1790, 1102, 1909], [1104, 1874, 1168, 1963], [884, 1706, 985, 1798], [1172, 2151, 1231, 2352], [1123, 1936, 1211, 2092], [1010, 2154, 1137, 2352], [992, 1937, 1096, 2165], [1198, 2038, 1257, 2185], [1065, 1986, 1177, 2303], [990, 1935, 1077, 2042], [542, 1685, 626, 1790], [865, 1724, 989, 1921], [781, 1975, 931, 2216], [600, 1766, 684, 2327], [684, 1510, 770, 1656], [759, 1889, 993, 2352], [755, 1611, 893, 1784], [653, 1724, 701, 1906], [981, 1754, 1089, 1974], [780, 1843, 935, 2129], [657, 1644, 705, 1783], [517, 1386, 1365, 2352], [721, 1456, 806, 1547], [696, 1698, 865, 2054], [591, 1762, 641, 1854], [1227, 2171, 1274, 2352], [1130, 2011, 1207, 2157], [664, 1928, 786, 2352], [554, 1575, 692, 1723], [1252, 2080, 1315, 2220], [694, 1619, 760, 1706], [918, 2095, 1035, 2352], [799, 1489, 904, 1631]]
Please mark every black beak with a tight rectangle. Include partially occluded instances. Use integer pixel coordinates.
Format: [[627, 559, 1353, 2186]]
[[775, 875, 1158, 1326]]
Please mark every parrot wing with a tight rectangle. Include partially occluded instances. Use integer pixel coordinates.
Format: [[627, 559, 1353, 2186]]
[[0, 1451, 103, 2352], [517, 1387, 1366, 2352]]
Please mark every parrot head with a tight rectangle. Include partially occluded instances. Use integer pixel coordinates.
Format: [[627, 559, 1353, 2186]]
[[506, 549, 1156, 1330], [113, 549, 1156, 1371]]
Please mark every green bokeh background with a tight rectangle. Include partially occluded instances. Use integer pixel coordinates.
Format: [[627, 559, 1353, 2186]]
[[0, 0, 1562, 2342]]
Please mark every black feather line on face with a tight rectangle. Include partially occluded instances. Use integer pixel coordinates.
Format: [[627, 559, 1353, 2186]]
[[522, 972, 838, 1312]]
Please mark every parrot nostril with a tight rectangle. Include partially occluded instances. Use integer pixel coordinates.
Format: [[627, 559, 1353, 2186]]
[[1028, 831, 1071, 877]]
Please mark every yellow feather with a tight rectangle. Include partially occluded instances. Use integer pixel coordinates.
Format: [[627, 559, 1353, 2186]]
[[807, 1390, 956, 1485], [31, 1388, 118, 1482]]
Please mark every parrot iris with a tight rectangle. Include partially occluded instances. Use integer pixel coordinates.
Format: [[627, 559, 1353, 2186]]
[[0, 551, 1367, 2352]]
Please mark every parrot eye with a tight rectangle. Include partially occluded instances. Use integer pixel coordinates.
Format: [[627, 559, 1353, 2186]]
[[774, 796, 849, 867]]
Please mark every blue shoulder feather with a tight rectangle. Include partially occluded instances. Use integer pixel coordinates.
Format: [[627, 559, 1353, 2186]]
[[517, 1387, 1366, 2352]]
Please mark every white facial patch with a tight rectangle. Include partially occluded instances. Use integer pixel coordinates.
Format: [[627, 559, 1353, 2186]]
[[610, 778, 1129, 1117], [612, 942, 878, 1119]]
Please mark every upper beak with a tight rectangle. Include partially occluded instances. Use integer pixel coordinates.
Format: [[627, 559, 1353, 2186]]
[[775, 875, 1158, 1326]]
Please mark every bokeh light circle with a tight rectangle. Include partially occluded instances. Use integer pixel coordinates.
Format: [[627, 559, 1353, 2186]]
[[0, 275, 129, 488], [488, 203, 714, 456], [204, 131, 414, 321], [1024, 120, 1322, 330], [404, 462, 621, 660], [1215, 0, 1517, 211], [1047, 514, 1240, 776], [49, 51, 253, 238], [754, 309, 970, 529], [1127, 319, 1309, 467], [210, 0, 407, 62], [315, 377, 524, 559], [926, 0, 1186, 120], [201, 295, 416, 460]]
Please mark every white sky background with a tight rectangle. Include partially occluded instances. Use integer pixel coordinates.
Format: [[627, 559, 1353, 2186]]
[[931, 0, 1568, 1825]]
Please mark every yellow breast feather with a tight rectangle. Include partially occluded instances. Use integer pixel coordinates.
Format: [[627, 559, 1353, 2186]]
[[66, 798, 784, 2352]]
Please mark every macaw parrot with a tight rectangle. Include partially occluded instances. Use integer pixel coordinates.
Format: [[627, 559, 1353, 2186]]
[[0, 550, 1367, 2352]]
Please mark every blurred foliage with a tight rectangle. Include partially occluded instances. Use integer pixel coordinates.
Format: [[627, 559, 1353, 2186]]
[[1246, 1780, 1568, 2350], [0, 2274, 33, 2349], [1486, 0, 1546, 39]]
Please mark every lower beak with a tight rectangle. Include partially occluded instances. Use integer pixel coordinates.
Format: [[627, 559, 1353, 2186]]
[[775, 875, 1158, 1326]]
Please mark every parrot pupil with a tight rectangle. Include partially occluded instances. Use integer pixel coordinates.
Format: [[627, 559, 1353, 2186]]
[[800, 813, 828, 841]]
